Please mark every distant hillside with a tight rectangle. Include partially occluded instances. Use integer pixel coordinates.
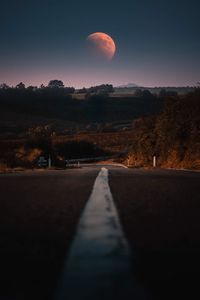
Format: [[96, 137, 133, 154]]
[[0, 88, 199, 170], [114, 86, 195, 95], [116, 83, 139, 88], [0, 88, 164, 137]]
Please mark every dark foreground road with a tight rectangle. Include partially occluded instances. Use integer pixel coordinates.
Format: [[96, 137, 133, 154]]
[[0, 166, 200, 300], [109, 168, 200, 300], [0, 168, 99, 300]]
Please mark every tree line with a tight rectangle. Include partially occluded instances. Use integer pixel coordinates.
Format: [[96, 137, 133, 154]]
[[0, 80, 114, 94]]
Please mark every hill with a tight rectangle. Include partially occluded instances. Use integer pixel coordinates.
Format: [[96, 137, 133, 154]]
[[126, 88, 200, 169], [1, 87, 199, 171], [0, 88, 164, 137]]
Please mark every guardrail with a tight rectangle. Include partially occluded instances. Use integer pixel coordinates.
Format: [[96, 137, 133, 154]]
[[65, 156, 116, 166]]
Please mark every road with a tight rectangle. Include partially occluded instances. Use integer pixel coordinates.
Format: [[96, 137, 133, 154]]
[[0, 166, 200, 300]]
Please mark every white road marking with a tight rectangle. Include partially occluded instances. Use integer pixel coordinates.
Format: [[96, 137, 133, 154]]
[[55, 167, 147, 300]]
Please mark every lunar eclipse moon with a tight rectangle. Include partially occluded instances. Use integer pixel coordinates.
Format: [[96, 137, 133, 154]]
[[87, 32, 116, 60]]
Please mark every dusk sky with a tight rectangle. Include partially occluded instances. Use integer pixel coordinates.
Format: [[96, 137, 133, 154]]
[[1, 0, 200, 88]]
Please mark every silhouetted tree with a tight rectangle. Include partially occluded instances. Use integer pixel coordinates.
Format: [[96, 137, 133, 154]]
[[134, 89, 143, 97], [79, 87, 87, 93], [0, 83, 10, 89], [48, 80, 64, 88], [27, 86, 37, 91], [64, 87, 75, 94], [16, 82, 25, 89], [88, 84, 114, 94], [142, 89, 154, 99]]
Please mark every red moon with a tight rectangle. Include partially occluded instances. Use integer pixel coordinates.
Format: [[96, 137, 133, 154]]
[[87, 32, 116, 60]]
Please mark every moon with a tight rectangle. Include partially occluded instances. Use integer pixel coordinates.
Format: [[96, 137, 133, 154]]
[[87, 32, 116, 60]]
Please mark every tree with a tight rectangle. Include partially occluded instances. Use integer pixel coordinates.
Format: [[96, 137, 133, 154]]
[[48, 80, 64, 88], [159, 89, 178, 98], [142, 89, 153, 98], [27, 86, 37, 91], [134, 89, 143, 97], [65, 87, 75, 94], [16, 82, 25, 89], [88, 84, 114, 94], [0, 83, 10, 89], [159, 89, 167, 98], [79, 87, 87, 93]]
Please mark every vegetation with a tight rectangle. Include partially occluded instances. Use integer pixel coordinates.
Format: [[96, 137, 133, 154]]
[[0, 136, 110, 169], [0, 82, 199, 170], [127, 88, 200, 169], [0, 83, 163, 132]]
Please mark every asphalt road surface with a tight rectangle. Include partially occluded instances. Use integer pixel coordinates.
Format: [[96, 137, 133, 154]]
[[0, 166, 200, 300]]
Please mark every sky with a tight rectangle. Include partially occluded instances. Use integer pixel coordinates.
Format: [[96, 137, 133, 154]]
[[0, 0, 200, 88]]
